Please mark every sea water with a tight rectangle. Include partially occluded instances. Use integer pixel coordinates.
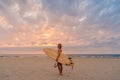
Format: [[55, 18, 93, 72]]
[[68, 54, 120, 58], [0, 47, 120, 58]]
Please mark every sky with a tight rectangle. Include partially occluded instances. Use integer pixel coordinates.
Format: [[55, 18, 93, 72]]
[[0, 0, 120, 53]]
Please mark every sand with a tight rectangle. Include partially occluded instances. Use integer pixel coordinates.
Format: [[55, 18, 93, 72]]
[[0, 56, 120, 80]]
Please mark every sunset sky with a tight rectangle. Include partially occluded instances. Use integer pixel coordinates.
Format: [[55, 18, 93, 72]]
[[0, 0, 120, 53]]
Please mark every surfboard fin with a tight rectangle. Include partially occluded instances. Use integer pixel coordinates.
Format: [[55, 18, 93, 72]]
[[68, 57, 74, 70]]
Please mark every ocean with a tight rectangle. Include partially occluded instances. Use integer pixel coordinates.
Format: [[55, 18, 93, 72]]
[[0, 47, 120, 58], [0, 53, 120, 58], [68, 54, 120, 58]]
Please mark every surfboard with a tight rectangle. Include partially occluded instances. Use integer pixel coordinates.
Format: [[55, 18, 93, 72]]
[[43, 48, 74, 67]]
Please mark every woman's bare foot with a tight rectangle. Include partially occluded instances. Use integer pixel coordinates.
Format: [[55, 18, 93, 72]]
[[59, 73, 63, 76]]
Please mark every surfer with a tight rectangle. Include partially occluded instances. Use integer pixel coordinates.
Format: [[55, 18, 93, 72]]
[[56, 43, 63, 75]]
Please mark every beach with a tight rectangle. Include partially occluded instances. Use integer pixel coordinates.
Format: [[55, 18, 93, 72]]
[[0, 56, 120, 80]]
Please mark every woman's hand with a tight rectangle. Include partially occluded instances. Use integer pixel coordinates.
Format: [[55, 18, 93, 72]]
[[56, 58, 58, 62]]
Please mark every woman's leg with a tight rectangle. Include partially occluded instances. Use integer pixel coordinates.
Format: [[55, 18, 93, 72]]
[[59, 63, 63, 74], [57, 63, 63, 75], [57, 62, 61, 74]]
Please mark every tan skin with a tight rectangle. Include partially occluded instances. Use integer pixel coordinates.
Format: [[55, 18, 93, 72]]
[[56, 44, 63, 75]]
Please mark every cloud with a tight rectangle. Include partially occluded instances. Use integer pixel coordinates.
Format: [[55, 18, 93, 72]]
[[0, 16, 13, 29], [0, 0, 120, 49]]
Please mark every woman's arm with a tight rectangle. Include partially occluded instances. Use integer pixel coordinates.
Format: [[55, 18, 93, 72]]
[[56, 50, 61, 61]]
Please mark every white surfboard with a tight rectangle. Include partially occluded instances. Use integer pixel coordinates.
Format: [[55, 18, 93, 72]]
[[43, 48, 74, 67]]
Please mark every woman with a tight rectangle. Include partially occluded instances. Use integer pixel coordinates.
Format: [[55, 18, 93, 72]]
[[56, 43, 63, 75]]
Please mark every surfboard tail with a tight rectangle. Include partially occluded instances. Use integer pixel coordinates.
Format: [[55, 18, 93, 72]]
[[67, 57, 74, 69]]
